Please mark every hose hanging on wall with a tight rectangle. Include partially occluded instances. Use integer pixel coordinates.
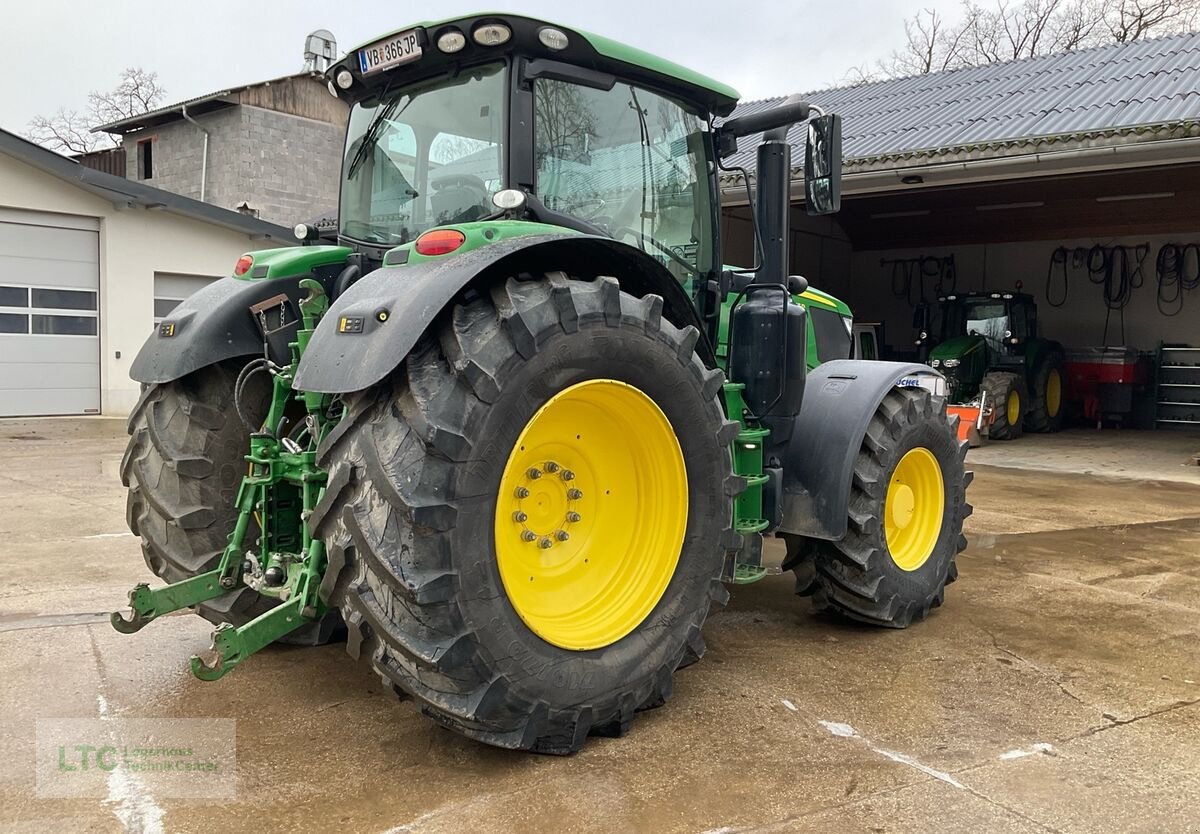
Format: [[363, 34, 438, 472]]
[[1155, 243, 1200, 317], [1088, 243, 1148, 346], [1043, 243, 1148, 346], [1045, 246, 1089, 308], [883, 255, 956, 306]]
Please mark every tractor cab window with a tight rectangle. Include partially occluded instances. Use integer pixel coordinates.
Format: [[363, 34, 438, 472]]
[[340, 64, 505, 245], [533, 78, 713, 282], [959, 300, 1008, 346], [1009, 300, 1031, 341]]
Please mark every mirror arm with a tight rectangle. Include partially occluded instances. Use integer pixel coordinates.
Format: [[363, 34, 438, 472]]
[[716, 96, 814, 156]]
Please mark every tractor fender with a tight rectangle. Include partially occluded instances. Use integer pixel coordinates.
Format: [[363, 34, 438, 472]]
[[129, 274, 316, 384], [776, 359, 947, 541], [294, 233, 713, 394]]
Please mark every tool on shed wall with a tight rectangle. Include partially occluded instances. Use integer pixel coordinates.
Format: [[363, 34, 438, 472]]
[[883, 255, 956, 305], [1045, 243, 1151, 345], [1155, 243, 1200, 317]]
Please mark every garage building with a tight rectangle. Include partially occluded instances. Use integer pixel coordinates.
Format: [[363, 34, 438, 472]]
[[722, 31, 1200, 430], [0, 129, 292, 417]]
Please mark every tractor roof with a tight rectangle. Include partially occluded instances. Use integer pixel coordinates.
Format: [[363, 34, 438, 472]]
[[337, 13, 740, 117], [939, 291, 1034, 302]]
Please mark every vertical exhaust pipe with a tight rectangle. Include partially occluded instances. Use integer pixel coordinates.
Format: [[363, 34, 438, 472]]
[[755, 125, 792, 287]]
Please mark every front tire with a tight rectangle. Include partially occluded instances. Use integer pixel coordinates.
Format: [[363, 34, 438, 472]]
[[312, 274, 739, 754], [796, 388, 971, 628]]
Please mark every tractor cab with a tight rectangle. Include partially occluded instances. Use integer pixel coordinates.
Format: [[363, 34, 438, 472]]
[[932, 291, 1038, 364], [320, 14, 843, 347]]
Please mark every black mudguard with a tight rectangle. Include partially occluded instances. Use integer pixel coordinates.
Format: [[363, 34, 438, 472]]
[[777, 360, 947, 541], [129, 275, 313, 384], [294, 233, 711, 394]]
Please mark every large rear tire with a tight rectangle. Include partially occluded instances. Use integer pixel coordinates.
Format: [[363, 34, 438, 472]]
[[982, 371, 1026, 441], [794, 388, 971, 628], [1025, 352, 1066, 433], [121, 360, 342, 644], [312, 274, 739, 754]]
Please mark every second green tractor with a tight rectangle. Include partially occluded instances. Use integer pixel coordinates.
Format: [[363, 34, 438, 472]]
[[918, 291, 1065, 440]]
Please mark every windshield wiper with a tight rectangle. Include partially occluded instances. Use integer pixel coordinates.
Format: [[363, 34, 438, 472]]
[[347, 89, 411, 180]]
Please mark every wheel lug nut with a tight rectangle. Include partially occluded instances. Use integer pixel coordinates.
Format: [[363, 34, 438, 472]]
[[566, 512, 581, 523], [539, 537, 553, 549], [527, 468, 542, 480], [515, 486, 530, 498], [513, 511, 528, 523], [556, 530, 570, 541], [567, 489, 583, 500], [521, 530, 537, 542], [544, 461, 560, 473], [561, 469, 575, 481]]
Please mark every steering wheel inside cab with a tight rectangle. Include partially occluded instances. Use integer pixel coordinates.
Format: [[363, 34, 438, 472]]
[[431, 174, 490, 224]]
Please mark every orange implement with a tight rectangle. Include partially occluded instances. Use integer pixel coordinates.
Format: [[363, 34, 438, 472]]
[[947, 404, 988, 447]]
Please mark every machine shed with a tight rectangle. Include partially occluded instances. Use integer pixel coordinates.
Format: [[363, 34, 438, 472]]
[[722, 31, 1200, 437]]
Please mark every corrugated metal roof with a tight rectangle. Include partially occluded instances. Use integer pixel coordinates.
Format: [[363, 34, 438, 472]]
[[722, 30, 1200, 170]]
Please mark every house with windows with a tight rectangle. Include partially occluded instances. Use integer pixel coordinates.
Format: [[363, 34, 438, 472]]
[[94, 73, 348, 226]]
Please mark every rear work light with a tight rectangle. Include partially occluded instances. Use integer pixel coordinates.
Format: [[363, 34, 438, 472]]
[[414, 229, 466, 256], [234, 255, 254, 276]]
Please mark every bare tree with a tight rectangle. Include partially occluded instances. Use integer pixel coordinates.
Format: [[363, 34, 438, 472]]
[[89, 68, 165, 126], [876, 0, 1199, 79], [888, 8, 971, 75], [26, 109, 102, 155], [26, 68, 165, 155], [1106, 0, 1200, 40]]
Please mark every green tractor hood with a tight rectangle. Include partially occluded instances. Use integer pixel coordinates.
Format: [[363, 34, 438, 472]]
[[928, 334, 985, 362]]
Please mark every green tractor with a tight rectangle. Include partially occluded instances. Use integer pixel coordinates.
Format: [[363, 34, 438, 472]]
[[114, 14, 971, 754], [918, 291, 1065, 440]]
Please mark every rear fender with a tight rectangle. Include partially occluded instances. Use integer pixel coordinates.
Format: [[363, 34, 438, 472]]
[[294, 233, 712, 393], [129, 245, 353, 385], [777, 360, 946, 540], [130, 275, 312, 384]]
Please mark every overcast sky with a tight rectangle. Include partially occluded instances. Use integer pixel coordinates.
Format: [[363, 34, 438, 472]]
[[4, 0, 963, 133]]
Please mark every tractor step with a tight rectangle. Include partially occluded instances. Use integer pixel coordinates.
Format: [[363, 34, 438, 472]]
[[732, 564, 779, 584]]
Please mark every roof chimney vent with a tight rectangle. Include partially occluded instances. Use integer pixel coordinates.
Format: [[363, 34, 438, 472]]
[[303, 30, 338, 73]]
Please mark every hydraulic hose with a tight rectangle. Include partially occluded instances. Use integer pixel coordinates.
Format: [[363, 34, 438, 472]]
[[1155, 242, 1200, 317]]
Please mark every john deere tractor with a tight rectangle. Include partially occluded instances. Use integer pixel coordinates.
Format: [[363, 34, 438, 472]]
[[917, 291, 1065, 440], [114, 14, 971, 754]]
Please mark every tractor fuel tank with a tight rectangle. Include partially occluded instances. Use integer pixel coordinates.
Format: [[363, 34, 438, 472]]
[[729, 285, 807, 427]]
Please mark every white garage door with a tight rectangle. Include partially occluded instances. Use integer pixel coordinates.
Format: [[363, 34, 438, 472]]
[[0, 213, 100, 417], [154, 272, 218, 323]]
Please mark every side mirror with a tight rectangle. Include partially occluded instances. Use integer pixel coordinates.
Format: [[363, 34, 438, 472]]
[[804, 114, 842, 216]]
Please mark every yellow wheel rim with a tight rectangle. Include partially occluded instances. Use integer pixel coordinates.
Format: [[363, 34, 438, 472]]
[[494, 379, 688, 651], [1007, 388, 1021, 426], [1046, 369, 1062, 418], [884, 447, 945, 572]]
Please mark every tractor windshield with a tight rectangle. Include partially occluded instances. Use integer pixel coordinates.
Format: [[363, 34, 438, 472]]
[[534, 78, 714, 282], [340, 64, 506, 245], [953, 300, 1009, 345]]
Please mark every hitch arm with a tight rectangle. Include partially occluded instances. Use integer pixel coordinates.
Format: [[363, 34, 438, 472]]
[[111, 568, 238, 633]]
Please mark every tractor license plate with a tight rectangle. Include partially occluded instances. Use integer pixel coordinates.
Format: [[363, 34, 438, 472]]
[[358, 29, 422, 75]]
